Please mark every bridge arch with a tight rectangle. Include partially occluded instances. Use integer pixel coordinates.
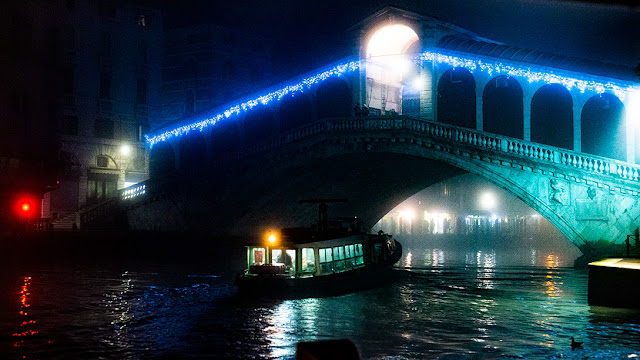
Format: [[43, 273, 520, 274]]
[[178, 133, 207, 176], [279, 92, 313, 131], [437, 67, 476, 129], [581, 93, 625, 161], [316, 76, 352, 119], [483, 76, 523, 139], [242, 104, 277, 145], [211, 118, 242, 157], [149, 141, 176, 179], [531, 84, 573, 150]]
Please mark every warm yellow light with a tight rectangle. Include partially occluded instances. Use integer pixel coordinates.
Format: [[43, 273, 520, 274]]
[[590, 258, 640, 270], [267, 233, 277, 245]]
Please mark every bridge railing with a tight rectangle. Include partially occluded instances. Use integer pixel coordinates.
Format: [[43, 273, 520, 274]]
[[245, 116, 640, 183]]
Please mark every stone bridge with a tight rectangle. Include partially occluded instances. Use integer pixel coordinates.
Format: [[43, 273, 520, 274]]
[[120, 116, 640, 251], [91, 7, 640, 257]]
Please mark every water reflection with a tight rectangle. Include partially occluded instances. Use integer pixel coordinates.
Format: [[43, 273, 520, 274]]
[[266, 301, 297, 359], [3, 247, 640, 359], [545, 254, 562, 299], [477, 251, 496, 289], [13, 276, 38, 349], [102, 271, 134, 349]]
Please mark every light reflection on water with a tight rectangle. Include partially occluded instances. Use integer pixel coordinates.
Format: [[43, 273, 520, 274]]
[[1, 247, 640, 359]]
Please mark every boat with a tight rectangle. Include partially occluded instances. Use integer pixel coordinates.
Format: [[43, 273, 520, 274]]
[[236, 200, 402, 298]]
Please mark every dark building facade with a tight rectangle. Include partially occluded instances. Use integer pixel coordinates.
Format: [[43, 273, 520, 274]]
[[162, 23, 274, 123], [1, 0, 163, 229]]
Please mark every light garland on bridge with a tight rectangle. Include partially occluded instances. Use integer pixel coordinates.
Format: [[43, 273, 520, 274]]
[[417, 51, 636, 100], [146, 51, 638, 148], [146, 61, 361, 147]]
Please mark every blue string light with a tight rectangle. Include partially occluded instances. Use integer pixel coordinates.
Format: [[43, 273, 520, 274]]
[[146, 60, 361, 147], [417, 51, 637, 100], [146, 51, 638, 148]]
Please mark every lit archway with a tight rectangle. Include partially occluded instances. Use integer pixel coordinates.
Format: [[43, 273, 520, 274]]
[[179, 134, 207, 176], [280, 92, 313, 130], [483, 76, 523, 139], [366, 24, 419, 115], [149, 142, 175, 179], [531, 84, 573, 150], [581, 93, 625, 161], [437, 67, 476, 129]]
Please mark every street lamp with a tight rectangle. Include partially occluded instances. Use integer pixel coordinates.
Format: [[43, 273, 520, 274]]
[[480, 192, 496, 210]]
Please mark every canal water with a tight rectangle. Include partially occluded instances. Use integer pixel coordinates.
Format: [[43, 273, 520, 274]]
[[2, 241, 640, 359]]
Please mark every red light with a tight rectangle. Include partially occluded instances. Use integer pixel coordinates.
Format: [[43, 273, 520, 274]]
[[15, 197, 38, 219]]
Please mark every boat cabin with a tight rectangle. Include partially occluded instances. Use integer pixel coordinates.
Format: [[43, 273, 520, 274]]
[[244, 217, 394, 278]]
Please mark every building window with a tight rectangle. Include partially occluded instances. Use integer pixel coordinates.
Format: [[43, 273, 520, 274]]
[[222, 60, 234, 80], [94, 118, 114, 138], [101, 32, 111, 56], [63, 116, 78, 136], [96, 155, 109, 168], [99, 72, 111, 99], [98, 0, 116, 19], [63, 67, 74, 94], [138, 41, 148, 64], [185, 90, 195, 114], [136, 79, 147, 104]]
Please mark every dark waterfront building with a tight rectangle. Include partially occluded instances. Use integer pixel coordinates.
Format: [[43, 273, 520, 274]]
[[1, 0, 163, 230], [161, 24, 274, 124]]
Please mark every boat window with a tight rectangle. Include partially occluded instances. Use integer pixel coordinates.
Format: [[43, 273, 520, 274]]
[[333, 246, 346, 272], [285, 249, 296, 273], [250, 247, 265, 265], [355, 243, 364, 266], [345, 244, 354, 258], [345, 244, 355, 269], [301, 248, 316, 274], [272, 249, 283, 264], [319, 248, 333, 274]]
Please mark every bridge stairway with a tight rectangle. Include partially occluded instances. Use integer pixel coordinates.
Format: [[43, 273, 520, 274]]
[[50, 212, 78, 231]]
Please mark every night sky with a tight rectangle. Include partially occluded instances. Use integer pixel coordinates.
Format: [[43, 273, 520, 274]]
[[162, 0, 639, 78]]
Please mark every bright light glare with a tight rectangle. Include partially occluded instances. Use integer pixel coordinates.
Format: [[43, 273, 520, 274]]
[[367, 25, 419, 59], [629, 90, 640, 130], [480, 192, 496, 210], [398, 210, 416, 220], [22, 203, 30, 212], [267, 233, 277, 245], [412, 77, 424, 90], [120, 144, 131, 156]]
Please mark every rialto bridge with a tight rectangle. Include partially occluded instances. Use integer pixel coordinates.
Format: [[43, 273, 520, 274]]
[[87, 7, 640, 253]]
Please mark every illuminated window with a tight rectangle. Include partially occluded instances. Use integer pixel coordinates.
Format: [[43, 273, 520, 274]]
[[354, 243, 364, 266], [333, 246, 346, 272], [301, 248, 316, 275], [271, 249, 282, 265], [319, 248, 333, 274], [250, 247, 265, 265]]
